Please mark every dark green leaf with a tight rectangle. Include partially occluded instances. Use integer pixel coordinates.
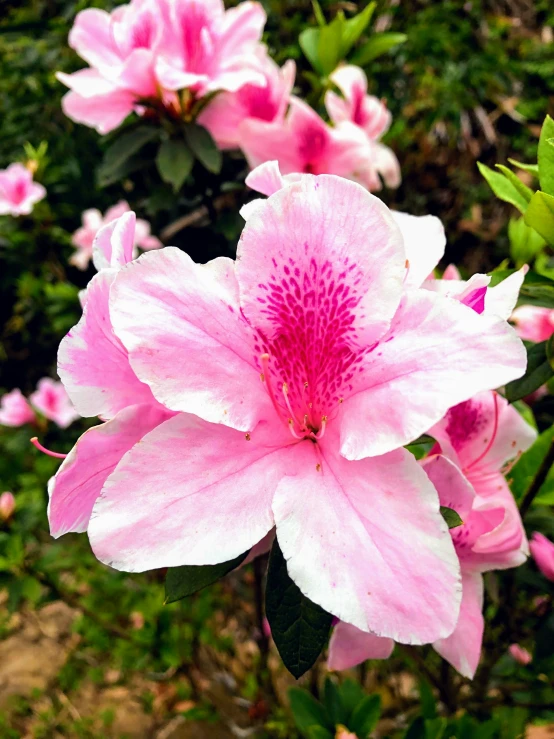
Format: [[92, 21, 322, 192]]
[[323, 677, 345, 727], [538, 114, 554, 195], [419, 679, 437, 719], [288, 688, 332, 733], [338, 679, 366, 720], [351, 32, 407, 65], [349, 693, 381, 736], [164, 551, 248, 604], [339, 2, 376, 58], [266, 540, 333, 678], [524, 191, 554, 245], [307, 727, 334, 739], [184, 124, 222, 173], [98, 126, 159, 182], [478, 162, 528, 214], [509, 425, 554, 506], [404, 717, 426, 739], [425, 717, 447, 739], [156, 139, 194, 192], [440, 506, 463, 529], [517, 270, 554, 308], [505, 341, 553, 402]]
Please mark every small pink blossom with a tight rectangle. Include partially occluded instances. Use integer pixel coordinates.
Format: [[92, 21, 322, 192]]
[[0, 493, 15, 520], [199, 52, 295, 150], [511, 305, 554, 343], [530, 532, 554, 581], [509, 644, 532, 665], [71, 201, 161, 270], [0, 389, 36, 427], [0, 163, 46, 216], [240, 98, 384, 191], [50, 174, 526, 646], [336, 729, 358, 739], [58, 0, 267, 134], [30, 378, 80, 429]]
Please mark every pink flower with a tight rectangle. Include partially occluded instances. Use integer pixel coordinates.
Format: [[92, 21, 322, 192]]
[[0, 492, 16, 520], [509, 644, 532, 665], [50, 174, 525, 646], [199, 52, 295, 150], [325, 65, 400, 189], [30, 378, 80, 429], [71, 201, 161, 270], [326, 66, 391, 140], [511, 305, 554, 343], [530, 532, 554, 581], [0, 389, 36, 427], [336, 729, 358, 739], [0, 163, 46, 216], [50, 213, 173, 537], [58, 0, 267, 133], [241, 101, 393, 191]]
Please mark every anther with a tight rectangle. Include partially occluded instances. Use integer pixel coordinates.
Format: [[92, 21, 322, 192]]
[[30, 437, 68, 459], [282, 383, 303, 429], [288, 419, 303, 439], [315, 416, 327, 439], [245, 433, 251, 441]]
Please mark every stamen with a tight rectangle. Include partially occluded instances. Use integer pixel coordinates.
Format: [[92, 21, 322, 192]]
[[30, 437, 67, 459], [287, 419, 303, 439], [315, 416, 327, 439], [465, 393, 499, 471], [282, 383, 303, 430], [301, 381, 315, 427]]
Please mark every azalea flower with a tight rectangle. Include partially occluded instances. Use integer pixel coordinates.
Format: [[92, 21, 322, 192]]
[[50, 174, 526, 646], [30, 378, 80, 429], [511, 305, 554, 343], [58, 0, 267, 133], [329, 391, 534, 678], [199, 51, 295, 150], [509, 643, 532, 665], [325, 64, 400, 189], [0, 492, 15, 520], [0, 163, 46, 216], [529, 532, 554, 581], [0, 388, 36, 427], [71, 201, 161, 270], [240, 98, 384, 191]]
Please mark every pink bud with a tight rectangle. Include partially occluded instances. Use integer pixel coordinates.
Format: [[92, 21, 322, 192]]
[[509, 644, 532, 665], [0, 492, 15, 520], [336, 728, 358, 739], [530, 532, 554, 582]]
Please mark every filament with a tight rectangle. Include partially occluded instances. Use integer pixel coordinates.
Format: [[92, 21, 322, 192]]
[[30, 437, 68, 459]]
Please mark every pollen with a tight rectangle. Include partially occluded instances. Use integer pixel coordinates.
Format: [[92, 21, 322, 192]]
[[316, 463, 321, 472], [245, 433, 251, 441]]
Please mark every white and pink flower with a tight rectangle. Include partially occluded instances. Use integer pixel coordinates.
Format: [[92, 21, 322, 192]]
[[48, 175, 526, 647], [0, 163, 46, 216], [0, 389, 36, 427], [30, 378, 80, 429]]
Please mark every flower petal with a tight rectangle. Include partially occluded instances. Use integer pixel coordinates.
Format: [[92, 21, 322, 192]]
[[328, 621, 394, 670], [110, 247, 271, 431], [433, 571, 484, 679], [421, 454, 475, 521], [391, 211, 446, 288], [48, 403, 171, 537], [272, 438, 461, 643], [340, 290, 527, 460], [58, 271, 156, 419]]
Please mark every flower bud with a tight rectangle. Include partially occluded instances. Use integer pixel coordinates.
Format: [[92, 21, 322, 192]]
[[0, 492, 15, 520], [509, 644, 532, 665]]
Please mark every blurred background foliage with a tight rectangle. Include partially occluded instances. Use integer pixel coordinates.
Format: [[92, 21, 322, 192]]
[[1, 0, 554, 737]]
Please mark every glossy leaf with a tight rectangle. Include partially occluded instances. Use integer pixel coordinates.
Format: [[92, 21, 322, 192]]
[[323, 677, 346, 727], [299, 27, 324, 74], [508, 158, 539, 176], [508, 217, 546, 267], [164, 551, 248, 604], [184, 124, 222, 174], [478, 162, 528, 214], [505, 341, 553, 403], [289, 687, 332, 733], [98, 126, 159, 183], [349, 693, 381, 736], [266, 539, 333, 678], [509, 425, 554, 506], [495, 165, 533, 203], [538, 114, 554, 195], [524, 191, 554, 245], [339, 2, 376, 58], [156, 139, 194, 192]]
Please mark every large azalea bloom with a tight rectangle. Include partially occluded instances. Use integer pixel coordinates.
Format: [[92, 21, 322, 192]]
[[50, 175, 525, 645], [329, 391, 534, 677]]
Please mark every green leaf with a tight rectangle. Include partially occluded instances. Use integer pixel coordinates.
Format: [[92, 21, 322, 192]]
[[349, 693, 381, 736], [339, 2, 376, 58], [266, 540, 333, 678], [509, 425, 554, 506], [517, 270, 554, 308], [317, 15, 344, 76], [508, 158, 539, 176], [508, 217, 546, 267], [299, 27, 324, 74], [156, 139, 194, 192], [404, 717, 426, 739], [164, 551, 248, 604], [418, 679, 436, 719], [323, 677, 345, 727], [538, 114, 554, 195], [477, 162, 529, 214], [351, 32, 407, 65], [98, 126, 159, 183], [338, 679, 366, 721], [307, 727, 334, 739], [495, 165, 534, 203], [288, 688, 332, 733], [440, 506, 463, 529], [505, 341, 554, 402], [311, 0, 326, 27], [524, 191, 554, 246], [425, 717, 447, 739], [184, 124, 222, 174]]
